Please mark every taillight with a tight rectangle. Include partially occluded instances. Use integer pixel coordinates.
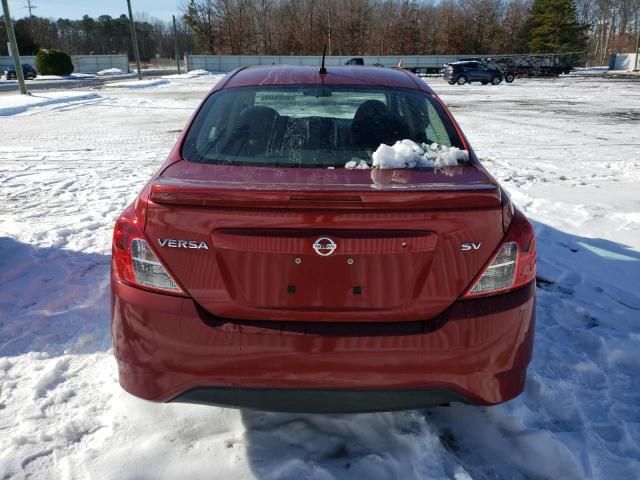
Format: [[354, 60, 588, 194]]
[[112, 205, 186, 295], [464, 209, 536, 298], [501, 191, 514, 233]]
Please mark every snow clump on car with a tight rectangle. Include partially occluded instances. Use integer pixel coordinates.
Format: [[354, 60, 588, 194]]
[[344, 159, 371, 169], [371, 139, 469, 169]]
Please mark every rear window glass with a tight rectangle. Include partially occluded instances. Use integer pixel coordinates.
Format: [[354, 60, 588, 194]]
[[182, 85, 463, 168]]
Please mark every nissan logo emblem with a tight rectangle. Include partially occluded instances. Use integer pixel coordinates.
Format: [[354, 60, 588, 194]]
[[313, 237, 337, 256]]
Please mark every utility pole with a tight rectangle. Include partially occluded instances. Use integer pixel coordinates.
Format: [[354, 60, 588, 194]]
[[172, 15, 181, 74], [327, 6, 331, 55], [24, 0, 36, 32], [126, 0, 142, 80], [24, 0, 36, 18], [634, 11, 640, 71], [2, 0, 28, 94]]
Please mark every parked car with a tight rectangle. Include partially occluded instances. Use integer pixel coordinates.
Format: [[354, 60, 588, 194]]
[[344, 57, 365, 66], [4, 63, 37, 80], [444, 61, 503, 85], [344, 57, 385, 67], [111, 65, 536, 413]]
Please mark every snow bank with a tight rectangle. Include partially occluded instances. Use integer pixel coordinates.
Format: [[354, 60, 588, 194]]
[[33, 73, 96, 81], [96, 68, 123, 76], [102, 79, 170, 89], [163, 69, 211, 79], [370, 140, 469, 169], [0, 91, 99, 116], [571, 67, 608, 74], [33, 75, 68, 81]]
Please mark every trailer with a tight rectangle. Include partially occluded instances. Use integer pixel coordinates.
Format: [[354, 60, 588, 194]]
[[368, 53, 583, 79], [442, 53, 583, 79]]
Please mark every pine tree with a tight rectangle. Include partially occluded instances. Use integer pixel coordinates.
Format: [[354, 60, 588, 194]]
[[526, 0, 587, 53]]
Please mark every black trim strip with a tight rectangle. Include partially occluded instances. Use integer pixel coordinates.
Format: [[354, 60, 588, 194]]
[[170, 386, 472, 413]]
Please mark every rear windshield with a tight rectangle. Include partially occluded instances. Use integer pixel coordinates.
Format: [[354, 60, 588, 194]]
[[181, 85, 463, 168]]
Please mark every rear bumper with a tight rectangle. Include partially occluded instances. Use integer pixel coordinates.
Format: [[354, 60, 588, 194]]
[[111, 279, 535, 412]]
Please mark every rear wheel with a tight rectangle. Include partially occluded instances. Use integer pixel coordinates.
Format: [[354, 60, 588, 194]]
[[491, 75, 502, 85], [456, 75, 468, 85], [505, 74, 515, 83]]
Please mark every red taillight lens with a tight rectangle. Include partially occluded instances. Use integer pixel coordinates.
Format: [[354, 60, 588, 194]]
[[112, 206, 186, 295], [464, 209, 536, 298]]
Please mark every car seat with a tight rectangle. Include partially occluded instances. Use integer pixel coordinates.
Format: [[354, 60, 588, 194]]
[[351, 100, 410, 150], [222, 105, 280, 157]]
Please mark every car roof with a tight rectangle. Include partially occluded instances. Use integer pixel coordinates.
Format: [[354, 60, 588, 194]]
[[217, 65, 433, 93]]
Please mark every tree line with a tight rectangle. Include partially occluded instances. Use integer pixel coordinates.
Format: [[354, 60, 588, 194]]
[[1, 0, 639, 65], [182, 0, 541, 56], [577, 0, 640, 65], [183, 0, 638, 63], [0, 13, 195, 61]]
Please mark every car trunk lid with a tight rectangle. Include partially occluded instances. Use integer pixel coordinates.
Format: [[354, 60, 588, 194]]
[[144, 161, 504, 322]]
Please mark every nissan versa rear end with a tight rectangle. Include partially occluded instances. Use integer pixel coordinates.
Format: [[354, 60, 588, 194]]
[[111, 66, 536, 413]]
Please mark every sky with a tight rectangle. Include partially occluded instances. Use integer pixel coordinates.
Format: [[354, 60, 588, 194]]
[[8, 0, 183, 22]]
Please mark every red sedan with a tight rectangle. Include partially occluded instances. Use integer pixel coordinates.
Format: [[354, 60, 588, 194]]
[[111, 65, 536, 412]]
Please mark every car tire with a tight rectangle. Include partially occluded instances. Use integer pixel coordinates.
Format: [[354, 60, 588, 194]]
[[491, 76, 502, 85], [456, 76, 468, 85], [505, 74, 515, 83], [481, 81, 488, 85], [448, 81, 456, 85]]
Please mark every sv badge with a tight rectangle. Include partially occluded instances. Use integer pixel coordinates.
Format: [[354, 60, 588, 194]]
[[461, 242, 482, 251]]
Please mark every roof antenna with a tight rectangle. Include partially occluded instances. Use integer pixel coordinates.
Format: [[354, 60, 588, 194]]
[[319, 43, 327, 75]]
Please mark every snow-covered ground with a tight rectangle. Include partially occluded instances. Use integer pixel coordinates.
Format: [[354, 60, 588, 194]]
[[0, 75, 639, 479], [0, 91, 99, 116]]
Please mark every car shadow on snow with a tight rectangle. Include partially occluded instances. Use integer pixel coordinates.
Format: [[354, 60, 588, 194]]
[[0, 236, 112, 357], [239, 221, 640, 480]]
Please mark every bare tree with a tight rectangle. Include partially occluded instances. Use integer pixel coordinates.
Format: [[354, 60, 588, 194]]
[[184, 0, 219, 53]]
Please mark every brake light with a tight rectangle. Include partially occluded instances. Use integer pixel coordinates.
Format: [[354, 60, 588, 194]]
[[112, 206, 186, 295], [464, 209, 536, 298], [501, 192, 514, 233]]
